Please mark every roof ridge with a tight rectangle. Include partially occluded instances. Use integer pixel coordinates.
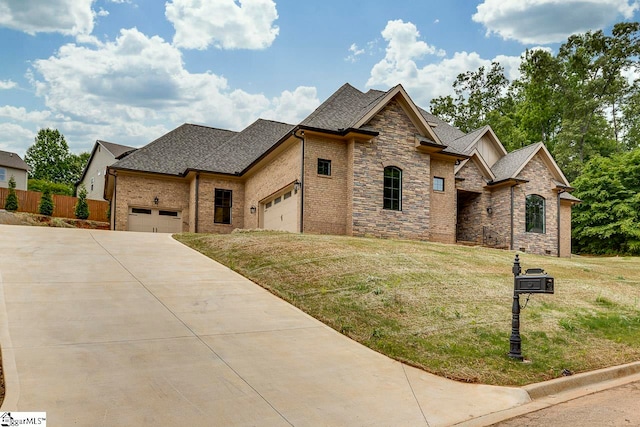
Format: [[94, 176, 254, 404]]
[[506, 141, 542, 155], [300, 83, 362, 125]]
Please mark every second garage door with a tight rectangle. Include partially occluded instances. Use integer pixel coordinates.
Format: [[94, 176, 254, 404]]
[[262, 189, 298, 232], [128, 208, 182, 233]]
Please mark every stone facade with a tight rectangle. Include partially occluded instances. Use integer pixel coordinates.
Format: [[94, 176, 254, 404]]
[[512, 154, 559, 255], [112, 172, 190, 231], [351, 100, 443, 240]]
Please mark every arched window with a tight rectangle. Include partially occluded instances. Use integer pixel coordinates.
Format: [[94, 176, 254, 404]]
[[383, 166, 402, 210], [526, 194, 545, 233]]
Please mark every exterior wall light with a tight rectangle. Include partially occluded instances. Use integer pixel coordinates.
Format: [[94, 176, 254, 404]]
[[154, 196, 159, 205], [293, 180, 301, 193], [250, 206, 257, 214], [486, 207, 493, 215]]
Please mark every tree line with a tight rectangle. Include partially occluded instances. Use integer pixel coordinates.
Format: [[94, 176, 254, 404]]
[[430, 22, 640, 255]]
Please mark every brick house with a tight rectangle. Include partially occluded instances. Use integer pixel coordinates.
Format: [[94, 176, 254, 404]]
[[104, 83, 579, 256]]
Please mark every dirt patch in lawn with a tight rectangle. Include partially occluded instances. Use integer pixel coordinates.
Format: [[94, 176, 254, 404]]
[[0, 210, 109, 229]]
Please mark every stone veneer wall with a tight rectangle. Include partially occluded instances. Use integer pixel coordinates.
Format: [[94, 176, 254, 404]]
[[512, 154, 559, 255], [430, 157, 457, 243], [351, 99, 432, 240], [455, 160, 489, 244], [303, 135, 349, 235], [196, 176, 245, 233], [244, 141, 301, 230], [113, 173, 190, 231], [489, 185, 513, 249]]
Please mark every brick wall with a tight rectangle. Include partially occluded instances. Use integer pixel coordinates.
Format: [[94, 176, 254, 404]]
[[196, 176, 245, 233], [430, 157, 457, 243], [488, 185, 513, 249], [244, 140, 301, 230], [559, 200, 572, 257], [113, 173, 190, 231], [512, 154, 559, 255], [303, 135, 349, 235], [351, 99, 433, 240]]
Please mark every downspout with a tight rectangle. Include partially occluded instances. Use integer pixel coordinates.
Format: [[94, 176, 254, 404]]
[[195, 173, 200, 233], [292, 129, 305, 233], [107, 168, 117, 231]]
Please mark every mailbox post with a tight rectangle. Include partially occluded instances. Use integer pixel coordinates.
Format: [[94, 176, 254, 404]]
[[508, 254, 554, 361]]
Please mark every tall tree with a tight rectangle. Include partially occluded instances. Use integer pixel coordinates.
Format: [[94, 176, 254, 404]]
[[430, 62, 524, 148], [25, 129, 76, 185], [572, 149, 640, 254]]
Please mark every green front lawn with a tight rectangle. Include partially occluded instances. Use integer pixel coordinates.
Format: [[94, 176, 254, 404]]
[[175, 231, 640, 386]]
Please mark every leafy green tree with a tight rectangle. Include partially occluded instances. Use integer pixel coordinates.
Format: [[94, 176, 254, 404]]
[[4, 175, 19, 212], [74, 185, 90, 220], [24, 129, 89, 187], [572, 148, 640, 254], [39, 188, 54, 216]]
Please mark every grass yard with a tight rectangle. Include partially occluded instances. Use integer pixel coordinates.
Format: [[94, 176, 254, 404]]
[[175, 231, 640, 387]]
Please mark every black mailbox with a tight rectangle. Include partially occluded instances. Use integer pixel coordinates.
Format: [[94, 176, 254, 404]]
[[514, 269, 554, 294]]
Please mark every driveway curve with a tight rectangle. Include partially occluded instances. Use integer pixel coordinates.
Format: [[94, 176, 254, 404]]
[[0, 225, 529, 426]]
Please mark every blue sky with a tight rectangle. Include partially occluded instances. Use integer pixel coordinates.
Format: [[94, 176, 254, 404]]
[[1, 0, 639, 157]]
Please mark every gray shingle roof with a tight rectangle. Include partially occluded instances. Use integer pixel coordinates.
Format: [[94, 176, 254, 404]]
[[112, 120, 295, 176], [490, 142, 541, 182], [0, 150, 29, 171], [301, 83, 386, 131], [194, 119, 295, 174], [99, 140, 136, 158], [447, 126, 489, 154], [113, 124, 238, 175], [418, 108, 466, 144]]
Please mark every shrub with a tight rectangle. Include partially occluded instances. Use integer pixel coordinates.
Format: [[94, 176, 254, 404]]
[[39, 189, 54, 216], [27, 179, 73, 196], [4, 176, 18, 212], [74, 184, 90, 219]]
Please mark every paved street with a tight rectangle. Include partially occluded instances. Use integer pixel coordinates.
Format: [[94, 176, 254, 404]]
[[494, 380, 640, 426], [0, 225, 530, 426]]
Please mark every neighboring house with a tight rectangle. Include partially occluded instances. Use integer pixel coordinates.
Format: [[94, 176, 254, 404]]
[[0, 150, 29, 190], [105, 83, 579, 256], [76, 140, 136, 200]]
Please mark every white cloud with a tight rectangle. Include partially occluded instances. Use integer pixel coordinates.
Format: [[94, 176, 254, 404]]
[[0, 80, 16, 89], [165, 0, 279, 50], [473, 0, 639, 44], [0, 106, 51, 122], [97, 8, 109, 17], [345, 43, 366, 63], [0, 0, 95, 36], [367, 20, 522, 107], [261, 87, 320, 124], [0, 122, 36, 154], [25, 28, 317, 154]]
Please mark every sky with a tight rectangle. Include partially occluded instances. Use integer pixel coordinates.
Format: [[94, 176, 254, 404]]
[[1, 0, 639, 157]]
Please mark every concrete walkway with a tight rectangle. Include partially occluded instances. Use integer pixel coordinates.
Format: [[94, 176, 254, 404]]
[[0, 225, 530, 426]]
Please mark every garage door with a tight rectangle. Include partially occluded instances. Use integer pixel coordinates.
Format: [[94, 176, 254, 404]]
[[128, 208, 182, 233], [263, 189, 298, 232]]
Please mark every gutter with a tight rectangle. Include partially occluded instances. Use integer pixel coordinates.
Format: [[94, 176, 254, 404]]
[[106, 168, 118, 231]]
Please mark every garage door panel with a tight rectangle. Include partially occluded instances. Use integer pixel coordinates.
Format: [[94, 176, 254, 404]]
[[128, 208, 182, 233], [263, 190, 298, 232]]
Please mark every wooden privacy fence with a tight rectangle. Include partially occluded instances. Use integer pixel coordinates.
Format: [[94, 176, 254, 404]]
[[0, 188, 109, 223]]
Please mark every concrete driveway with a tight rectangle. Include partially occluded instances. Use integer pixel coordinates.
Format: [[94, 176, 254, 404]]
[[0, 225, 530, 426]]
